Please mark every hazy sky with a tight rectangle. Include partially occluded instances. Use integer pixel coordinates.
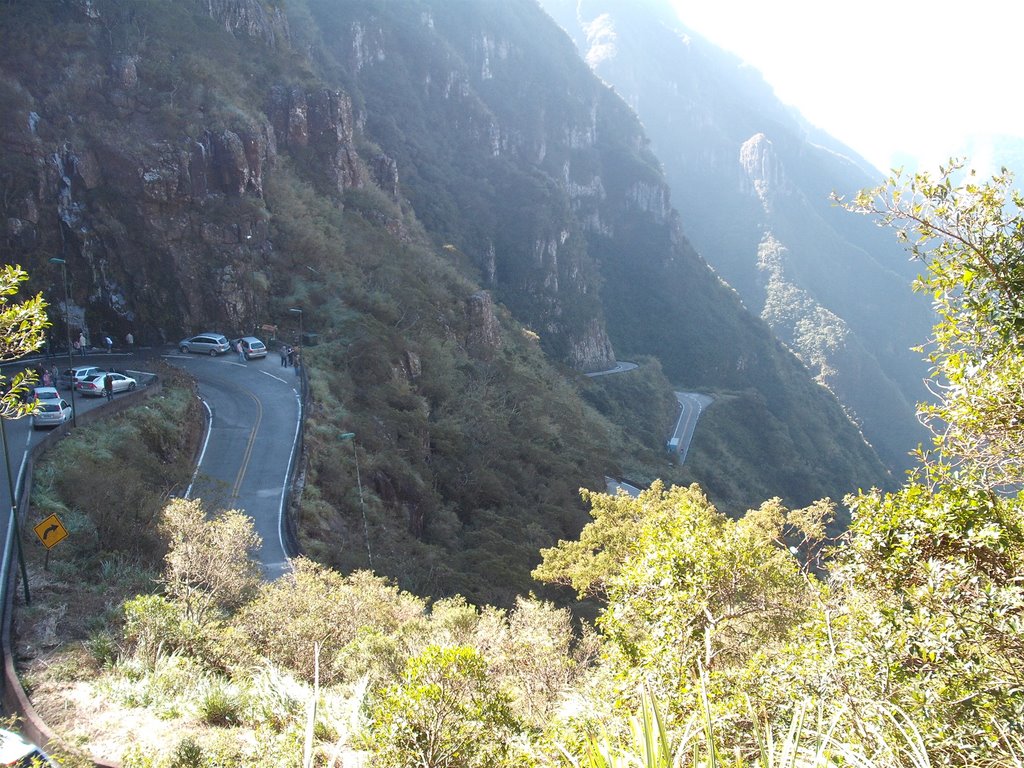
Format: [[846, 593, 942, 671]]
[[670, 0, 1022, 174]]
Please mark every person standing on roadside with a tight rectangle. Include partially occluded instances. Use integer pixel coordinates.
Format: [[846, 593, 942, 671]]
[[279, 344, 289, 367], [125, 331, 134, 349], [78, 331, 87, 356], [236, 339, 246, 363], [104, 335, 113, 353], [103, 374, 113, 401]]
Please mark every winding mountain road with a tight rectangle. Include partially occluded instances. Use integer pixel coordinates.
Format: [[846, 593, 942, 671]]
[[670, 392, 714, 463], [167, 352, 302, 581], [590, 358, 713, 495], [584, 361, 639, 377]]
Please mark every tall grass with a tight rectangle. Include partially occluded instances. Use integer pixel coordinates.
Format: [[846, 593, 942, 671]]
[[556, 686, 942, 768]]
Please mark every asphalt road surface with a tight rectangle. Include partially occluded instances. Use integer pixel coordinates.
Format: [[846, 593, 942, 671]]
[[0, 352, 141, 498], [0, 354, 144, 591], [671, 391, 714, 464], [166, 352, 302, 580], [584, 360, 639, 377]]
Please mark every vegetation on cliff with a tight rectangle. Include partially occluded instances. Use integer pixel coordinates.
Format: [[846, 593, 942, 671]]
[[10, 157, 1024, 767], [539, 0, 934, 475], [0, 0, 894, 606], [5, 1, 1020, 765]]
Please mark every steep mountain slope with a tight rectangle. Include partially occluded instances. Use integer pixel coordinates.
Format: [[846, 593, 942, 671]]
[[0, 0, 887, 602], [540, 0, 933, 472], [299, 0, 889, 503]]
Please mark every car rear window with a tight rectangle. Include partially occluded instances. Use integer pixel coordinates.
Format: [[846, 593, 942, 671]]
[[38, 403, 59, 413]]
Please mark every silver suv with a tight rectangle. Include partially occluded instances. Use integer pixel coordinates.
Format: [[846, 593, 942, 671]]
[[179, 332, 230, 356]]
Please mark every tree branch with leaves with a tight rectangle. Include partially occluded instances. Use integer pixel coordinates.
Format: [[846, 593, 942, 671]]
[[841, 160, 1024, 488], [0, 264, 48, 418]]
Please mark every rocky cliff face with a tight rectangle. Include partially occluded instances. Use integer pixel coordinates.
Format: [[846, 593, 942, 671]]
[[316, 2, 631, 372], [299, 0, 888, 504], [739, 134, 791, 213], [0, 0, 410, 343], [205, 0, 290, 49], [1, 0, 622, 373], [0, 0, 891, 522], [265, 86, 363, 193], [540, 0, 932, 472], [5, 104, 282, 338], [464, 291, 503, 359]]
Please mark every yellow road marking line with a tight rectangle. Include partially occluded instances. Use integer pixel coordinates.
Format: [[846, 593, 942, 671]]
[[232, 389, 263, 498]]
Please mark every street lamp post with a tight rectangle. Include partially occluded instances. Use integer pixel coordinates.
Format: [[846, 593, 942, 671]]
[[339, 432, 372, 568], [48, 257, 77, 428], [288, 307, 303, 346]]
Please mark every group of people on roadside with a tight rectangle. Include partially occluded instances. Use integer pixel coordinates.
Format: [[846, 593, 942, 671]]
[[279, 344, 300, 368], [67, 331, 134, 357]]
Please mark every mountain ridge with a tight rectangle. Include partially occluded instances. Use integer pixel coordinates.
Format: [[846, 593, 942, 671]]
[[539, 0, 932, 472]]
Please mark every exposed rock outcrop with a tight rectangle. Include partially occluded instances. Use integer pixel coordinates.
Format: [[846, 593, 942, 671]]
[[204, 0, 290, 50], [739, 133, 789, 212], [370, 154, 400, 201], [265, 86, 363, 193], [568, 318, 616, 372], [464, 292, 503, 359]]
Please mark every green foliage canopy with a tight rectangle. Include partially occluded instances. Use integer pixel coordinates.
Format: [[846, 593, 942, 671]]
[[367, 644, 522, 768], [0, 264, 48, 417], [846, 162, 1024, 488], [159, 498, 262, 627], [534, 482, 831, 716]]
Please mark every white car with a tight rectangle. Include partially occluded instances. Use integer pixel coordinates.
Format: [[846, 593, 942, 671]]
[[31, 386, 61, 403], [0, 728, 56, 765], [63, 366, 106, 389], [78, 372, 137, 397], [232, 336, 268, 360], [31, 399, 72, 429]]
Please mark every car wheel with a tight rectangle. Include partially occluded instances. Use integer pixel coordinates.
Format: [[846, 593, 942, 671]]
[[129, 382, 137, 390], [209, 348, 218, 356], [180, 345, 189, 353]]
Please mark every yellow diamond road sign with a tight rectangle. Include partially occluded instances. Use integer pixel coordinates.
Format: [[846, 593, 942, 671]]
[[34, 514, 68, 550]]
